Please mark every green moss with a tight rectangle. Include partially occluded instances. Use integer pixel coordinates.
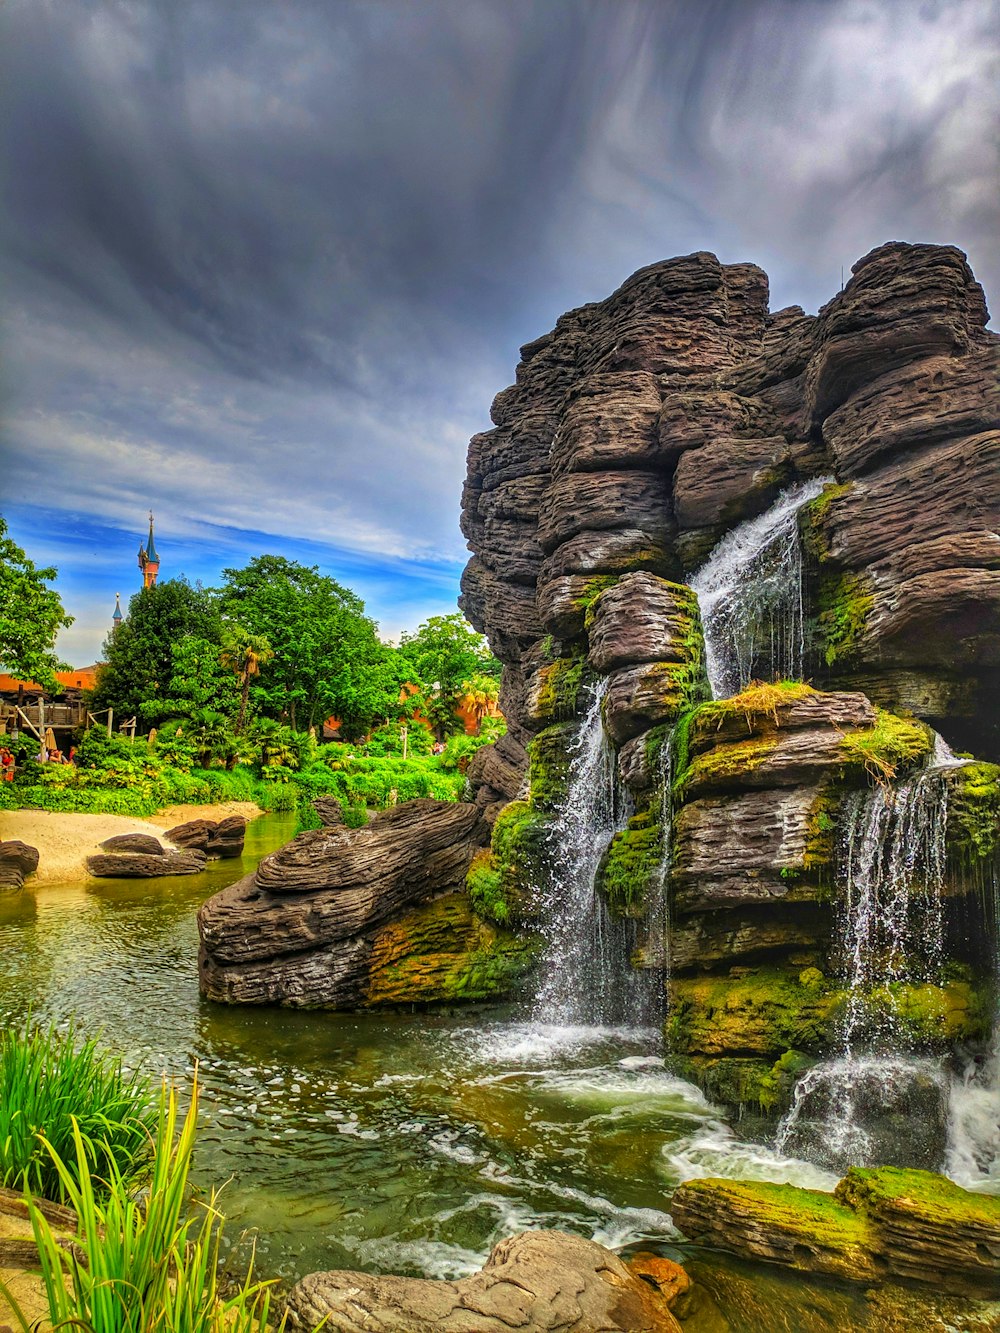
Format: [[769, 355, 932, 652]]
[[597, 813, 664, 918], [815, 571, 874, 667], [691, 681, 817, 742], [667, 967, 845, 1059], [466, 848, 511, 925], [837, 1166, 1000, 1231], [490, 799, 549, 908], [365, 893, 541, 1006], [575, 575, 620, 625], [532, 656, 585, 724], [757, 1050, 816, 1114], [947, 762, 1000, 862], [869, 979, 990, 1045], [677, 733, 780, 798], [803, 785, 842, 877], [800, 482, 853, 563], [838, 707, 932, 783], [527, 722, 575, 810]]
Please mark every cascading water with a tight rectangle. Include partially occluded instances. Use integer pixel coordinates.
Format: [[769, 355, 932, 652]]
[[532, 679, 645, 1026], [777, 757, 957, 1171], [640, 737, 674, 977], [690, 477, 833, 698]]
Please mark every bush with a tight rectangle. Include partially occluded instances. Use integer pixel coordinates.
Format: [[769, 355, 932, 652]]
[[0, 1019, 157, 1205]]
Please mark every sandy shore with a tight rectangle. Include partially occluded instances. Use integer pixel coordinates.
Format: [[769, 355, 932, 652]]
[[0, 801, 263, 886]]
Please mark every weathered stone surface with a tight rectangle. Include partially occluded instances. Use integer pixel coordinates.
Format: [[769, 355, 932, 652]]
[[286, 1229, 681, 1331], [87, 850, 207, 878], [311, 796, 344, 827], [822, 344, 1000, 478], [466, 738, 526, 808], [603, 662, 692, 746], [672, 435, 793, 533], [551, 376, 663, 474], [164, 816, 246, 858], [671, 1167, 1000, 1299], [537, 471, 673, 555], [671, 787, 823, 910], [670, 905, 828, 973], [539, 529, 677, 585], [586, 574, 699, 674], [99, 833, 164, 856], [0, 842, 39, 891], [687, 686, 876, 755], [805, 242, 991, 423], [197, 800, 506, 1008]]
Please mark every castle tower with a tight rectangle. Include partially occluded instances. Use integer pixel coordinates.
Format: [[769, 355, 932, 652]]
[[137, 512, 160, 588], [112, 592, 123, 631]]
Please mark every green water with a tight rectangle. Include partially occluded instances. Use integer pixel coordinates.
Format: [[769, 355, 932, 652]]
[[1, 814, 995, 1329]]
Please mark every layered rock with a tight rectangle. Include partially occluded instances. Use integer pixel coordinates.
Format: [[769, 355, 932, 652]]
[[198, 799, 536, 1008], [164, 815, 246, 858], [0, 841, 39, 891], [671, 1167, 1000, 1299], [286, 1230, 682, 1331], [87, 850, 207, 878]]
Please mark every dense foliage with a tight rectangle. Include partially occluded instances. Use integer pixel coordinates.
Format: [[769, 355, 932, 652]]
[[0, 515, 73, 688], [398, 613, 500, 737]]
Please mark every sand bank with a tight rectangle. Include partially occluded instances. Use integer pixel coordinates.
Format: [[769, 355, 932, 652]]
[[0, 802, 263, 886]]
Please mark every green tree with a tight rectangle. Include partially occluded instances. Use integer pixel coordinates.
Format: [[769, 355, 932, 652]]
[[220, 626, 274, 734], [90, 580, 222, 725], [0, 516, 73, 688], [460, 671, 500, 733], [398, 613, 500, 737], [219, 556, 403, 736]]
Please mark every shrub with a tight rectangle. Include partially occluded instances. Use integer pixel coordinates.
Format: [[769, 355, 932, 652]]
[[0, 1019, 157, 1205]]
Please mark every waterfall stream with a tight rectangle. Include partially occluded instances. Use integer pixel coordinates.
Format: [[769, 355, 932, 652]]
[[777, 756, 958, 1171], [690, 477, 833, 698], [532, 679, 642, 1026]]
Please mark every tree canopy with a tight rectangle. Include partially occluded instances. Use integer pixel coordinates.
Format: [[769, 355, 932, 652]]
[[218, 555, 403, 736], [0, 516, 73, 688], [397, 613, 501, 736]]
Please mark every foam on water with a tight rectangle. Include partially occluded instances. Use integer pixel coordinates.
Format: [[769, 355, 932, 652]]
[[664, 1119, 840, 1193]]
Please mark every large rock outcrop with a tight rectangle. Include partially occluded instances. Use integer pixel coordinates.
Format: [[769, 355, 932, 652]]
[[198, 799, 536, 1008], [285, 1230, 682, 1331], [459, 241, 1000, 1112], [0, 841, 39, 891]]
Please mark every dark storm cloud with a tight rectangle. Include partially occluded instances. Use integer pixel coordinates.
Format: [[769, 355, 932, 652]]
[[1, 0, 997, 659]]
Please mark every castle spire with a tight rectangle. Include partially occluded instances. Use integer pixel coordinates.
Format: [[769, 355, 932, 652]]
[[112, 591, 123, 629], [137, 511, 161, 588]]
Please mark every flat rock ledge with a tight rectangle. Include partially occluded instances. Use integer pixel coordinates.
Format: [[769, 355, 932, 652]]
[[0, 841, 40, 891], [671, 1166, 1000, 1299], [86, 849, 207, 878], [285, 1230, 681, 1332]]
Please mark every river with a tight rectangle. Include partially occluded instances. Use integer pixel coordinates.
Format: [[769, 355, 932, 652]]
[[2, 812, 992, 1329]]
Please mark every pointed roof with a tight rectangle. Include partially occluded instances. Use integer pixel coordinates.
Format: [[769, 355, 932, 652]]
[[145, 512, 159, 563], [112, 592, 123, 623]]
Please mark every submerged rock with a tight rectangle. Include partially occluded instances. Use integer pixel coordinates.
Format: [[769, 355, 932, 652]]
[[285, 1229, 682, 1331], [86, 850, 207, 878], [671, 1166, 1000, 1299]]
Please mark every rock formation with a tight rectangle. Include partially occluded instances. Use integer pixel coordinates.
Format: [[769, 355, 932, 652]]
[[460, 241, 1000, 1112], [164, 815, 246, 857], [671, 1167, 1000, 1299], [285, 1229, 682, 1331], [198, 799, 537, 1007], [86, 849, 207, 878], [0, 841, 39, 891]]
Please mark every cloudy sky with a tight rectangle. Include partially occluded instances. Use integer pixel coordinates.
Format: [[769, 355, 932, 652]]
[[2, 0, 997, 665]]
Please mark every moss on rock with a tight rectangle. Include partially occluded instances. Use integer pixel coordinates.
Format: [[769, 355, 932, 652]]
[[947, 762, 1000, 862], [531, 656, 586, 726], [365, 892, 540, 1006], [837, 707, 932, 783], [815, 570, 874, 667], [527, 723, 575, 810], [676, 733, 781, 800], [490, 798, 549, 908], [597, 811, 663, 919], [800, 482, 854, 564]]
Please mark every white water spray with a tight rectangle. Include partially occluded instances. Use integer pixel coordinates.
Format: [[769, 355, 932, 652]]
[[690, 477, 833, 698]]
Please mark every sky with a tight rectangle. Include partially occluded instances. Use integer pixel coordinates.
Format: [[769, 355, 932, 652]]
[[1, 0, 997, 666]]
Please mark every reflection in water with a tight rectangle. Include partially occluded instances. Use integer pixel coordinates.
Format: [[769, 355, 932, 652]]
[[4, 810, 986, 1329]]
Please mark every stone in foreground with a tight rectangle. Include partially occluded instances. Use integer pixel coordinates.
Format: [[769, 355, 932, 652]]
[[0, 841, 39, 891], [671, 1167, 1000, 1298], [285, 1229, 681, 1331]]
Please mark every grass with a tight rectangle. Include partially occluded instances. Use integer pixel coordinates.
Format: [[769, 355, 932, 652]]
[[1, 1078, 300, 1332], [0, 1019, 157, 1205]]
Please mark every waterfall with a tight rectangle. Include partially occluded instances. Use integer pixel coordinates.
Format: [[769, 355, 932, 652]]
[[690, 477, 833, 699], [533, 679, 638, 1026], [642, 738, 674, 976], [776, 758, 955, 1171]]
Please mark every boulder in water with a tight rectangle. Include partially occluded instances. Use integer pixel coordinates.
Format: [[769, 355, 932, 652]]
[[99, 833, 165, 856], [285, 1229, 682, 1331], [0, 841, 39, 891], [164, 816, 246, 858], [671, 1166, 1000, 1299], [86, 850, 207, 878]]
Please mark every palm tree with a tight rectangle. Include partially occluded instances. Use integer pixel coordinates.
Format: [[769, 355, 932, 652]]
[[460, 673, 499, 734], [220, 627, 274, 734]]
